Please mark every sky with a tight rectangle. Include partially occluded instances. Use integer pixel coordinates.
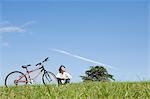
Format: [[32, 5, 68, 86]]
[[0, 0, 149, 85]]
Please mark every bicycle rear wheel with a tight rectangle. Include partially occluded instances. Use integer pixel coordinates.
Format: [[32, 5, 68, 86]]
[[42, 71, 57, 85], [5, 71, 27, 87]]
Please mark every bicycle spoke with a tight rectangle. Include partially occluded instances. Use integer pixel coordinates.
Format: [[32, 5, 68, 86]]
[[5, 71, 27, 87], [42, 71, 57, 85]]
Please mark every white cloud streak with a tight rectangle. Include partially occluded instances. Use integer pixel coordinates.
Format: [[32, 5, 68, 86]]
[[21, 21, 36, 28], [0, 26, 25, 33], [52, 49, 117, 70], [0, 21, 35, 33]]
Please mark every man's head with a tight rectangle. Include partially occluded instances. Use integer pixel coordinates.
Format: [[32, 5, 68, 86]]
[[59, 65, 66, 73]]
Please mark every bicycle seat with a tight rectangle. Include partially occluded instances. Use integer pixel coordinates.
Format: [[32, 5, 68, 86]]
[[22, 64, 31, 68]]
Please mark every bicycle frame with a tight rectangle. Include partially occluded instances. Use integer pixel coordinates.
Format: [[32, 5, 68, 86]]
[[16, 66, 45, 84]]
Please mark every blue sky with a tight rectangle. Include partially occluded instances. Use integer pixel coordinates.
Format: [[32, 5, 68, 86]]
[[0, 0, 149, 85]]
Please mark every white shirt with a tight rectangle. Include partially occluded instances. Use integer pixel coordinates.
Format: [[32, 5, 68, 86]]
[[56, 72, 72, 79]]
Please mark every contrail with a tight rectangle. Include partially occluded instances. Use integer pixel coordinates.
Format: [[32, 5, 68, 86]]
[[52, 49, 117, 70]]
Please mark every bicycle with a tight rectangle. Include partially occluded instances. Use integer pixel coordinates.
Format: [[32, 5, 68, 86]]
[[5, 57, 58, 87]]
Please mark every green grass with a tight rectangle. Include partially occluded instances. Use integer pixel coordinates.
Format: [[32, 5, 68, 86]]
[[0, 82, 150, 99]]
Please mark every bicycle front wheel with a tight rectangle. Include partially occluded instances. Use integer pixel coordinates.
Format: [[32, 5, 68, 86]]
[[42, 71, 57, 85], [5, 71, 27, 87]]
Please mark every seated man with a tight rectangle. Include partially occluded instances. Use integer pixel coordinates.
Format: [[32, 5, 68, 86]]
[[56, 65, 72, 84]]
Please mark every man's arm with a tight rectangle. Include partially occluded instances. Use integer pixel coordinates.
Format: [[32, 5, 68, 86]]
[[65, 72, 72, 79]]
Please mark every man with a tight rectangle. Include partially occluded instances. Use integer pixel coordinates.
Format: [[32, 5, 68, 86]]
[[56, 65, 72, 84]]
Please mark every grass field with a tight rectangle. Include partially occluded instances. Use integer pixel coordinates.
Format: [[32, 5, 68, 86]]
[[0, 82, 150, 99]]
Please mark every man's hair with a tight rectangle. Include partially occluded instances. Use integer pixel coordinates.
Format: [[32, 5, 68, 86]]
[[59, 65, 66, 73]]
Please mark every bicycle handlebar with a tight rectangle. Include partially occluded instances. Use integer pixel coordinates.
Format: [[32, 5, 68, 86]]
[[42, 57, 49, 63], [36, 57, 49, 66], [35, 63, 41, 66]]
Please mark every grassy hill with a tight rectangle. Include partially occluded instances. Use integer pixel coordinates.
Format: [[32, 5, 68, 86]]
[[0, 82, 150, 99]]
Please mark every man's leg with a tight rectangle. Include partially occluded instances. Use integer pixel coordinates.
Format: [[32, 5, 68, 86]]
[[57, 78, 62, 84], [65, 79, 70, 84]]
